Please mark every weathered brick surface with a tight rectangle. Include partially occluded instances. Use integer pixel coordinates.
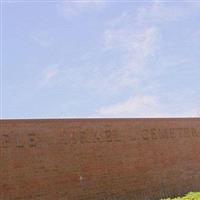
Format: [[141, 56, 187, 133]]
[[0, 118, 200, 200]]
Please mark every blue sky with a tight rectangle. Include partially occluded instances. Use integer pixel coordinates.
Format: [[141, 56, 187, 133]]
[[1, 0, 200, 119]]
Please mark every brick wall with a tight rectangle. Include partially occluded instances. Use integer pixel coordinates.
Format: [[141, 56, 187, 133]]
[[0, 119, 200, 200]]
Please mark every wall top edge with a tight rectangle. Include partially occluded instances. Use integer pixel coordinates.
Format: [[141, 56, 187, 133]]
[[1, 117, 200, 122]]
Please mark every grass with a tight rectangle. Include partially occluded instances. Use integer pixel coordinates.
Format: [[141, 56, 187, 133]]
[[162, 192, 200, 200]]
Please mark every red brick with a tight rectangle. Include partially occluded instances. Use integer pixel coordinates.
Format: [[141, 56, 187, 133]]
[[0, 118, 200, 199]]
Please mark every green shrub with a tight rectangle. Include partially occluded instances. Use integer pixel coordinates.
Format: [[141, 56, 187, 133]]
[[162, 192, 200, 200]]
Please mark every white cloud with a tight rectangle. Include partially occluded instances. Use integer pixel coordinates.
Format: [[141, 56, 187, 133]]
[[96, 95, 199, 118], [97, 95, 159, 117], [58, 0, 105, 17], [63, 3, 161, 97], [53, 1, 199, 118], [96, 19, 159, 92], [92, 2, 200, 118]]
